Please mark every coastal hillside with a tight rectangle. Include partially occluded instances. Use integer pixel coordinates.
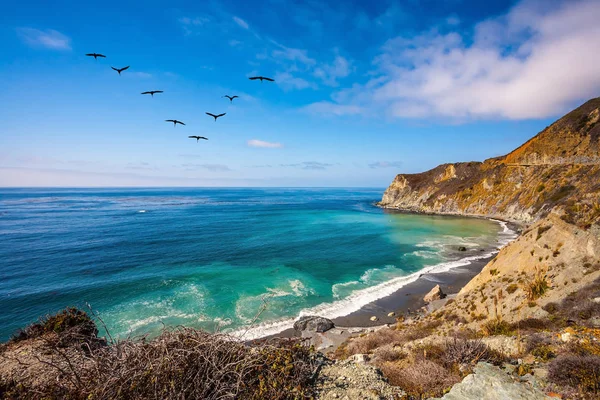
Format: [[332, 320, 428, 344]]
[[380, 97, 600, 226]]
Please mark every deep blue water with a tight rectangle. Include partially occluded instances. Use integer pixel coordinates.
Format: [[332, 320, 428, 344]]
[[0, 188, 504, 341]]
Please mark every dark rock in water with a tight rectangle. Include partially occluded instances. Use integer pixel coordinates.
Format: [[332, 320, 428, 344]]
[[293, 316, 334, 332], [458, 246, 467, 251]]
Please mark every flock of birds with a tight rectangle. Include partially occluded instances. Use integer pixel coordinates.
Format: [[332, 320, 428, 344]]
[[85, 52, 275, 144]]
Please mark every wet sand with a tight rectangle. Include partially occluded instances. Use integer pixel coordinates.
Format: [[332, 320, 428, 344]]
[[273, 252, 494, 341]]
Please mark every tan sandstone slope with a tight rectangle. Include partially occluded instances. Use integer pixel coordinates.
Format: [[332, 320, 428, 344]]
[[380, 98, 600, 327]]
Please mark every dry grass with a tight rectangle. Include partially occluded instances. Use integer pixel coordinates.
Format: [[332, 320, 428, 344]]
[[379, 360, 460, 399], [0, 309, 317, 400], [523, 268, 550, 301]]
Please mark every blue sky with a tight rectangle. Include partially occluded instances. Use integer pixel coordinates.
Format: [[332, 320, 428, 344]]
[[1, 0, 599, 187]]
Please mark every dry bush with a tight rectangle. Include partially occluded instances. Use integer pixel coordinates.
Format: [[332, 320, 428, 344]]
[[512, 318, 553, 332], [380, 360, 460, 399], [10, 307, 103, 350], [523, 268, 550, 301], [1, 310, 317, 400], [372, 344, 407, 362], [441, 337, 505, 368], [343, 321, 441, 359], [548, 354, 600, 395], [481, 319, 513, 336]]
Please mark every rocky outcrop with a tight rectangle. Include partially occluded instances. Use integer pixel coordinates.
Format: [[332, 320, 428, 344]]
[[424, 285, 446, 303], [294, 316, 335, 333], [380, 98, 600, 227], [315, 359, 405, 399], [442, 214, 600, 326], [429, 363, 552, 400]]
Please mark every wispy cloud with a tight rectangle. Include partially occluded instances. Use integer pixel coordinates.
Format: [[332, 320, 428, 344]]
[[280, 162, 333, 170], [178, 16, 211, 35], [181, 163, 232, 172], [368, 161, 403, 169], [274, 72, 317, 91], [247, 139, 283, 148], [314, 55, 352, 87], [271, 41, 316, 67], [17, 28, 71, 50], [232, 16, 249, 29], [126, 162, 155, 170], [229, 39, 242, 47]]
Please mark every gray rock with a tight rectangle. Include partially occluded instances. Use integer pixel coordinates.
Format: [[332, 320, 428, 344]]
[[429, 362, 553, 400], [293, 316, 334, 333], [349, 354, 369, 364]]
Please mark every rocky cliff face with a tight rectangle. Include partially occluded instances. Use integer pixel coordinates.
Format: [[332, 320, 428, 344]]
[[380, 98, 600, 227]]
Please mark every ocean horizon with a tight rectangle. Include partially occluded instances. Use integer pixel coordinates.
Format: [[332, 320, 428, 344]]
[[0, 187, 512, 341]]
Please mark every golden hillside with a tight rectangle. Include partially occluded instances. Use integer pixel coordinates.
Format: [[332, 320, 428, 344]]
[[380, 97, 600, 227]]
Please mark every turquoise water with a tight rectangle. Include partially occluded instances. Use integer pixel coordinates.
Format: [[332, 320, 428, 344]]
[[0, 188, 506, 341]]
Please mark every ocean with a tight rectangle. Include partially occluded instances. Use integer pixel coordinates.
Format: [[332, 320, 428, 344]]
[[0, 188, 513, 341]]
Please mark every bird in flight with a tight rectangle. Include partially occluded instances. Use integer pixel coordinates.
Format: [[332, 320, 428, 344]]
[[86, 53, 106, 60], [141, 90, 163, 97], [249, 76, 274, 82], [223, 95, 239, 103], [189, 136, 208, 142], [165, 119, 185, 127], [206, 112, 226, 122], [111, 66, 130, 75]]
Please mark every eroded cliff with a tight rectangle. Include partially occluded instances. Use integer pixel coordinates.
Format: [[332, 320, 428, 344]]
[[380, 98, 600, 227]]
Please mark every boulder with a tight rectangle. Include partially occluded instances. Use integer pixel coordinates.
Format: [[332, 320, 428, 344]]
[[293, 316, 334, 333], [458, 246, 467, 251], [370, 316, 378, 321], [387, 312, 395, 317], [429, 362, 553, 400], [424, 285, 446, 303]]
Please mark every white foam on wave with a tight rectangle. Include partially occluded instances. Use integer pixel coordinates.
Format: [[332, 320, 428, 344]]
[[231, 218, 518, 341]]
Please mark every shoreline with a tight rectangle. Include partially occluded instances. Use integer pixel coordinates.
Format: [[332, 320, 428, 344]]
[[251, 215, 520, 342]]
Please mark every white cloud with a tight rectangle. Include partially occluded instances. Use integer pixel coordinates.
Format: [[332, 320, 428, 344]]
[[178, 16, 211, 35], [247, 139, 283, 148], [319, 0, 600, 121], [233, 16, 249, 29], [17, 28, 71, 50], [271, 42, 316, 66], [314, 55, 351, 87], [274, 71, 317, 91], [302, 101, 362, 116], [229, 39, 242, 47]]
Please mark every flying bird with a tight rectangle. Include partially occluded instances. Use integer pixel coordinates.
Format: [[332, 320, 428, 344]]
[[86, 53, 106, 60], [223, 95, 239, 103], [111, 66, 130, 75], [249, 76, 274, 82], [206, 112, 226, 122], [189, 136, 208, 142], [141, 90, 163, 97], [165, 119, 185, 127]]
